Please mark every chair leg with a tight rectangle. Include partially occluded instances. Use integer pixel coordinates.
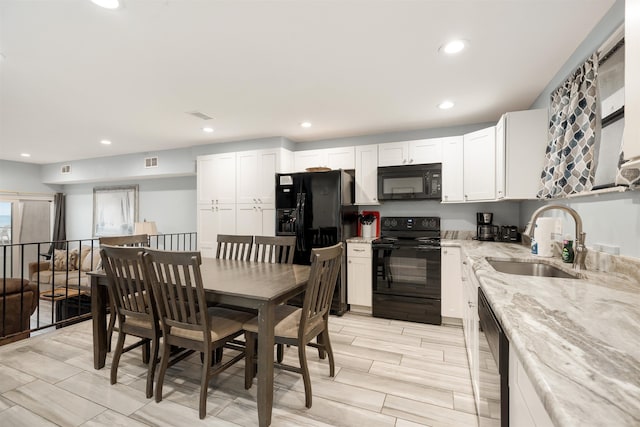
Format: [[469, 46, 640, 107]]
[[142, 340, 150, 364], [199, 348, 211, 419], [244, 332, 256, 390], [107, 308, 117, 352], [320, 329, 335, 377], [155, 340, 171, 403], [110, 329, 126, 385], [316, 334, 326, 359], [146, 336, 160, 399], [298, 343, 312, 408], [215, 347, 224, 364], [276, 343, 284, 363]]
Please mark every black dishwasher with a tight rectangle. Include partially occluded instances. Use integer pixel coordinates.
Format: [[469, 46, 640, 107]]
[[478, 287, 509, 427]]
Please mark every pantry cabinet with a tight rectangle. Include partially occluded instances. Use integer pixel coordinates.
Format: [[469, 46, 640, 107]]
[[441, 136, 464, 202], [463, 126, 496, 201], [441, 246, 463, 318], [355, 144, 379, 205], [495, 109, 547, 199], [235, 205, 275, 236], [346, 242, 372, 313], [197, 204, 236, 258], [236, 148, 286, 205], [378, 138, 443, 167], [197, 152, 236, 205]]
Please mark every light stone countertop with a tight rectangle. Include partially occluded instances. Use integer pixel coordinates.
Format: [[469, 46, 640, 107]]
[[345, 237, 378, 244], [446, 239, 640, 427]]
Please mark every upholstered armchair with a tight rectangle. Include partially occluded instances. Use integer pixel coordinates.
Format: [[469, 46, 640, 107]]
[[0, 279, 38, 345]]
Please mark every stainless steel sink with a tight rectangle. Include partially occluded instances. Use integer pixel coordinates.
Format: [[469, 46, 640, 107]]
[[487, 259, 580, 279]]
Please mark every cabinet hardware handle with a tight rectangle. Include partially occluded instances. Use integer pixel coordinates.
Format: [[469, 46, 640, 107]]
[[409, 158, 414, 163], [353, 248, 365, 252], [348, 260, 352, 264]]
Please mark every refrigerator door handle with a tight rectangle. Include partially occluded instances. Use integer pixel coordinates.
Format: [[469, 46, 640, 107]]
[[299, 193, 306, 252]]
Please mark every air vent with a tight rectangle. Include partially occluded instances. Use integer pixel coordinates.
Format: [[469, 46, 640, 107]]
[[144, 157, 158, 168], [187, 111, 213, 120], [61, 165, 71, 174]]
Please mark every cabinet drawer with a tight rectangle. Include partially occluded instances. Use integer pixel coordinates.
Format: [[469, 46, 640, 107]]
[[347, 243, 371, 258]]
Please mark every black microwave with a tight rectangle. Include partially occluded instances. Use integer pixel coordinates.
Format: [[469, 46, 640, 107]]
[[377, 163, 442, 201]]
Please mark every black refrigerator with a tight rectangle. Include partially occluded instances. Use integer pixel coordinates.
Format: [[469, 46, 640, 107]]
[[275, 169, 358, 315]]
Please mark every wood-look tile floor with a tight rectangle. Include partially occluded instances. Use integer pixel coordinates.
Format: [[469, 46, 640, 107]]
[[0, 313, 484, 427]]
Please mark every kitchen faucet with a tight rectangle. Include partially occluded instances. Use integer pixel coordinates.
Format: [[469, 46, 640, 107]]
[[523, 205, 587, 271]]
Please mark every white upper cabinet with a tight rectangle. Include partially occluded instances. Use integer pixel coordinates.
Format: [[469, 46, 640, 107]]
[[378, 139, 443, 166], [236, 148, 283, 205], [294, 147, 355, 171], [197, 152, 236, 205], [463, 127, 496, 201], [623, 0, 640, 164], [355, 144, 379, 205], [495, 109, 547, 200], [440, 136, 464, 203]]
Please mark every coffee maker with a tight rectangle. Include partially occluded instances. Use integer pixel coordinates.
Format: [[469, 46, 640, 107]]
[[477, 212, 497, 241]]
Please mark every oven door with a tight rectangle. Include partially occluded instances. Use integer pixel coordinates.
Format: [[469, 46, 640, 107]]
[[372, 243, 441, 299]]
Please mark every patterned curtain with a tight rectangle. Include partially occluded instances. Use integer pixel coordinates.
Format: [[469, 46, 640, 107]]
[[538, 53, 598, 198]]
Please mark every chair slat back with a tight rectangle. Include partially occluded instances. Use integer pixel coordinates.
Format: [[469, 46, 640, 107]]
[[100, 245, 154, 321], [300, 243, 343, 334], [100, 234, 149, 247], [142, 249, 207, 334], [216, 234, 253, 261], [253, 236, 296, 264]]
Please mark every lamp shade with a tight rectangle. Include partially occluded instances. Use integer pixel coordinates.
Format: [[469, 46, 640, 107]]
[[134, 221, 157, 236]]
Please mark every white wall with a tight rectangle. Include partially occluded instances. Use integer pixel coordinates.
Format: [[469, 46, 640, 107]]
[[0, 160, 60, 194], [64, 176, 196, 240]]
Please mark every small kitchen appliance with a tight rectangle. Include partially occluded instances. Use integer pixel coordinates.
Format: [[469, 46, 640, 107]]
[[477, 212, 498, 241]]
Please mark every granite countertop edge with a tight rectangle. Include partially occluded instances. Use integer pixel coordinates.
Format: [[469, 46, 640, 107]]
[[443, 239, 640, 427]]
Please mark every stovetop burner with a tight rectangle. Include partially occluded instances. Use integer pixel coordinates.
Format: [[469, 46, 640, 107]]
[[373, 216, 441, 247]]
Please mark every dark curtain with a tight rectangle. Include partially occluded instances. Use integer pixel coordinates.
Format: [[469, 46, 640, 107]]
[[43, 193, 66, 258]]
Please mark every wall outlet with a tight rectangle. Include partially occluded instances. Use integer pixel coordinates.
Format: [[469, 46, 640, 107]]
[[594, 243, 620, 255]]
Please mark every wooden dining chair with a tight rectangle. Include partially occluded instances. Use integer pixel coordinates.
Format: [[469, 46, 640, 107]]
[[100, 245, 159, 398], [100, 234, 149, 352], [253, 235, 296, 264], [243, 242, 343, 408], [216, 234, 253, 261], [142, 248, 255, 419]]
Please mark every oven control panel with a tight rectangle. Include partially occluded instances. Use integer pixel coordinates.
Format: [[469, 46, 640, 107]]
[[380, 216, 440, 232]]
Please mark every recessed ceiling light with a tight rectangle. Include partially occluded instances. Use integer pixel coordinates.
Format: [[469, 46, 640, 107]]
[[300, 122, 312, 128], [438, 100, 455, 110], [20, 153, 31, 157], [203, 126, 214, 133], [91, 0, 120, 9], [440, 39, 467, 55], [100, 139, 112, 145]]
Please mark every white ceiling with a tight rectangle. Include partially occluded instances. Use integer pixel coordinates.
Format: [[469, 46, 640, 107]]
[[0, 0, 616, 165]]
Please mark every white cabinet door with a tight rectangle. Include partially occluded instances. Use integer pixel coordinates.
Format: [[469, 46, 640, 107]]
[[441, 136, 464, 202], [197, 155, 217, 204], [355, 144, 379, 205], [346, 242, 372, 312], [509, 345, 554, 427], [496, 109, 547, 199], [326, 147, 355, 170], [463, 126, 496, 201], [623, 0, 640, 162], [294, 149, 323, 171], [236, 204, 261, 236], [213, 153, 237, 204], [378, 141, 408, 166], [441, 247, 463, 319], [261, 206, 276, 236], [197, 204, 237, 258], [236, 151, 259, 204], [257, 149, 280, 205], [410, 139, 442, 164]]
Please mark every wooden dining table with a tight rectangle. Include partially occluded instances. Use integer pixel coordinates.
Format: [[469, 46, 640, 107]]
[[89, 258, 310, 427]]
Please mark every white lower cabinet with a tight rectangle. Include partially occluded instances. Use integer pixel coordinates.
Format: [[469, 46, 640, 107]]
[[509, 345, 554, 427], [441, 246, 463, 319], [461, 256, 480, 407], [197, 204, 236, 258], [236, 204, 275, 236], [347, 242, 372, 313]]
